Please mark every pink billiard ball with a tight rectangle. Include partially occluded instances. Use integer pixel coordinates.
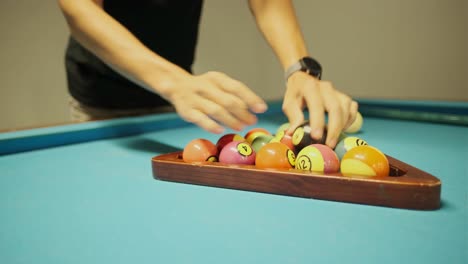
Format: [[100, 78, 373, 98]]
[[183, 138, 218, 163], [219, 141, 256, 165]]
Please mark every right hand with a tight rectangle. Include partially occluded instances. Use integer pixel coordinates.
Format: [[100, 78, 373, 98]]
[[161, 71, 268, 134]]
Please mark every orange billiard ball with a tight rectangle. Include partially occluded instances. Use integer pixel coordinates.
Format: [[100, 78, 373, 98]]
[[182, 138, 218, 163], [340, 145, 390, 177], [255, 142, 295, 169]]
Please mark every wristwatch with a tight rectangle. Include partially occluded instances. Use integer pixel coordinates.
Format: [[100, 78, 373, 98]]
[[284, 56, 322, 82]]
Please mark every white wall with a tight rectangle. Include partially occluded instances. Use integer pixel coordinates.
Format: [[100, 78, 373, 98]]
[[1, 0, 467, 130]]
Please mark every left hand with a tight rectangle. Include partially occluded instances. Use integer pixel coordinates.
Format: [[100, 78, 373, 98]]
[[283, 71, 358, 148]]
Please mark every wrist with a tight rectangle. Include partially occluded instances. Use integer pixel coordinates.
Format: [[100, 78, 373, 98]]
[[284, 56, 322, 82], [138, 58, 192, 99]]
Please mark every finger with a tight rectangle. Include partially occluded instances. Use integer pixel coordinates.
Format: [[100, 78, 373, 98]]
[[282, 91, 305, 135], [303, 81, 325, 140], [197, 83, 258, 126], [196, 97, 247, 131], [178, 107, 225, 134], [207, 72, 268, 113], [337, 94, 352, 129], [320, 84, 344, 148], [344, 100, 359, 129]]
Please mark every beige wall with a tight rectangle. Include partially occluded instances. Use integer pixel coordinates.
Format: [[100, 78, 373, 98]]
[[1, 0, 467, 130]]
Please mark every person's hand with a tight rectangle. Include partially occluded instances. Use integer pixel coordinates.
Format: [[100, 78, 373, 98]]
[[161, 71, 268, 134], [283, 71, 358, 148]]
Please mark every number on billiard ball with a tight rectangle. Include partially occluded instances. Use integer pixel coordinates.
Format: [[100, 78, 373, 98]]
[[295, 144, 340, 173], [219, 141, 256, 165], [292, 123, 327, 151]]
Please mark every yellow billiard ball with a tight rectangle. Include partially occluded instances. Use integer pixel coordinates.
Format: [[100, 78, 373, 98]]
[[345, 112, 363, 134]]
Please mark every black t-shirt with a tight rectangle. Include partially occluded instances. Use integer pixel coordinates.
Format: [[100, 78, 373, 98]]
[[65, 0, 203, 109]]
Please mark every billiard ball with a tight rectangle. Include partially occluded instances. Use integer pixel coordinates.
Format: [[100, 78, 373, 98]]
[[244, 128, 271, 144], [183, 138, 218, 163], [340, 145, 390, 177], [345, 112, 363, 134], [251, 134, 274, 153], [276, 122, 290, 135], [334, 136, 368, 160], [295, 144, 340, 173], [255, 142, 296, 169], [219, 141, 256, 165], [292, 122, 327, 151], [270, 129, 295, 152], [215, 133, 245, 153]]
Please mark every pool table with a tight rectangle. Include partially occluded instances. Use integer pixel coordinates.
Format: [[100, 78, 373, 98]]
[[1, 100, 467, 264]]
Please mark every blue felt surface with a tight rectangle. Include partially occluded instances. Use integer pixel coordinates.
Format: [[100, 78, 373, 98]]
[[0, 108, 467, 264]]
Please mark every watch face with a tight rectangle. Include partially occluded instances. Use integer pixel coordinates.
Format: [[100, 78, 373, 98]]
[[302, 57, 322, 78]]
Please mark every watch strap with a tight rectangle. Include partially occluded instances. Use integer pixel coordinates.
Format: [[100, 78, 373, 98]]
[[284, 56, 322, 82]]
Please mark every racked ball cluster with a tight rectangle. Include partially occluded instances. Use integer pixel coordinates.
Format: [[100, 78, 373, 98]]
[[182, 114, 390, 178]]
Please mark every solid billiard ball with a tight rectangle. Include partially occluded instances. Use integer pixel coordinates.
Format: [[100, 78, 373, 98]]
[[255, 142, 296, 169], [295, 144, 340, 173], [340, 145, 390, 177], [219, 141, 256, 165], [244, 128, 271, 144], [270, 129, 295, 152], [291, 122, 327, 151], [215, 133, 245, 153], [183, 138, 218, 163], [334, 136, 368, 160], [251, 134, 274, 153], [345, 112, 363, 134]]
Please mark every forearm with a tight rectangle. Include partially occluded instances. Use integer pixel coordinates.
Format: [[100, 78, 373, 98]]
[[58, 0, 189, 96], [248, 0, 309, 70]]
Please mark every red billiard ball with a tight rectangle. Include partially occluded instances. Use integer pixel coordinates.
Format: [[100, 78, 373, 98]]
[[255, 142, 296, 169], [244, 128, 271, 144], [219, 141, 256, 165], [340, 145, 390, 177], [183, 138, 218, 163], [215, 133, 245, 153], [295, 144, 340, 173]]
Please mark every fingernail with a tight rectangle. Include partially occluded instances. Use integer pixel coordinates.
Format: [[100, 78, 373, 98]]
[[327, 138, 337, 148], [312, 128, 322, 139], [214, 127, 225, 134], [252, 103, 268, 113]]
